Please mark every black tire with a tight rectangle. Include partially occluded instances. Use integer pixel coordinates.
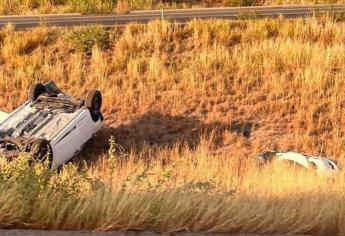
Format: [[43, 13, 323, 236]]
[[31, 139, 52, 163], [29, 83, 46, 101], [85, 90, 102, 122]]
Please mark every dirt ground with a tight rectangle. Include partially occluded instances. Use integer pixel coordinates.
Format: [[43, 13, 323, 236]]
[[0, 230, 311, 236]]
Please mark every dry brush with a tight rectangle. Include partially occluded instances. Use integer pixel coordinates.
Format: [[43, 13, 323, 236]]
[[0, 17, 344, 234]]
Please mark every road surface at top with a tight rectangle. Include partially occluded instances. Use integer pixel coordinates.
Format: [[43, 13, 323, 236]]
[[0, 4, 344, 29]]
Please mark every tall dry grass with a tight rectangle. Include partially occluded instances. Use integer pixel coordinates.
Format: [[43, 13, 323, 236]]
[[1, 18, 345, 160], [0, 17, 345, 233], [0, 141, 345, 235]]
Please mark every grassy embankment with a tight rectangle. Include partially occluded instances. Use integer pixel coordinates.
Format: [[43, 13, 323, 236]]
[[1, 0, 345, 15], [1, 17, 345, 234]]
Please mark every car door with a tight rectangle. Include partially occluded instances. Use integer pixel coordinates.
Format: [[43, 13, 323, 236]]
[[53, 123, 81, 166], [76, 111, 97, 148]]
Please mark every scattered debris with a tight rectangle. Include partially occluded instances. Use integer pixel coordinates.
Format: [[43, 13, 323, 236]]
[[256, 151, 339, 176]]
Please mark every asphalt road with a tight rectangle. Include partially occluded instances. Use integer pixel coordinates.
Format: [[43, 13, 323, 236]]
[[0, 4, 344, 29]]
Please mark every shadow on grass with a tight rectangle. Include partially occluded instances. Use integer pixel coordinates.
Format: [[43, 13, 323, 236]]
[[77, 111, 254, 164]]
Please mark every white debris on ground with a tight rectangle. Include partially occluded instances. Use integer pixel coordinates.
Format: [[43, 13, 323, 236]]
[[256, 151, 339, 176]]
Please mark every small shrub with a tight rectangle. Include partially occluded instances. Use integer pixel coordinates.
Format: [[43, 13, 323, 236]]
[[66, 0, 116, 14], [108, 136, 126, 159], [69, 26, 110, 54], [128, 0, 153, 10], [226, 0, 261, 6], [116, 0, 130, 13]]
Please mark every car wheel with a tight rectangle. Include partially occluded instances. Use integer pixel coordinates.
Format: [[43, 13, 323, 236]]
[[85, 90, 102, 122], [31, 139, 52, 164], [29, 83, 46, 101]]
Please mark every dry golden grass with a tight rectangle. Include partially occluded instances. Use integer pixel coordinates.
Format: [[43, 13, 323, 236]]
[[1, 18, 345, 160], [1, 17, 345, 234], [0, 143, 345, 234]]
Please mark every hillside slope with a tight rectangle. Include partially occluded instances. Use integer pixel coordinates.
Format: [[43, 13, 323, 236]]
[[0, 17, 345, 234], [1, 18, 345, 162]]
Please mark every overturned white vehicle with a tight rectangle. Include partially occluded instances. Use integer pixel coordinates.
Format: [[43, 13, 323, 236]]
[[256, 151, 339, 176], [0, 81, 103, 168]]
